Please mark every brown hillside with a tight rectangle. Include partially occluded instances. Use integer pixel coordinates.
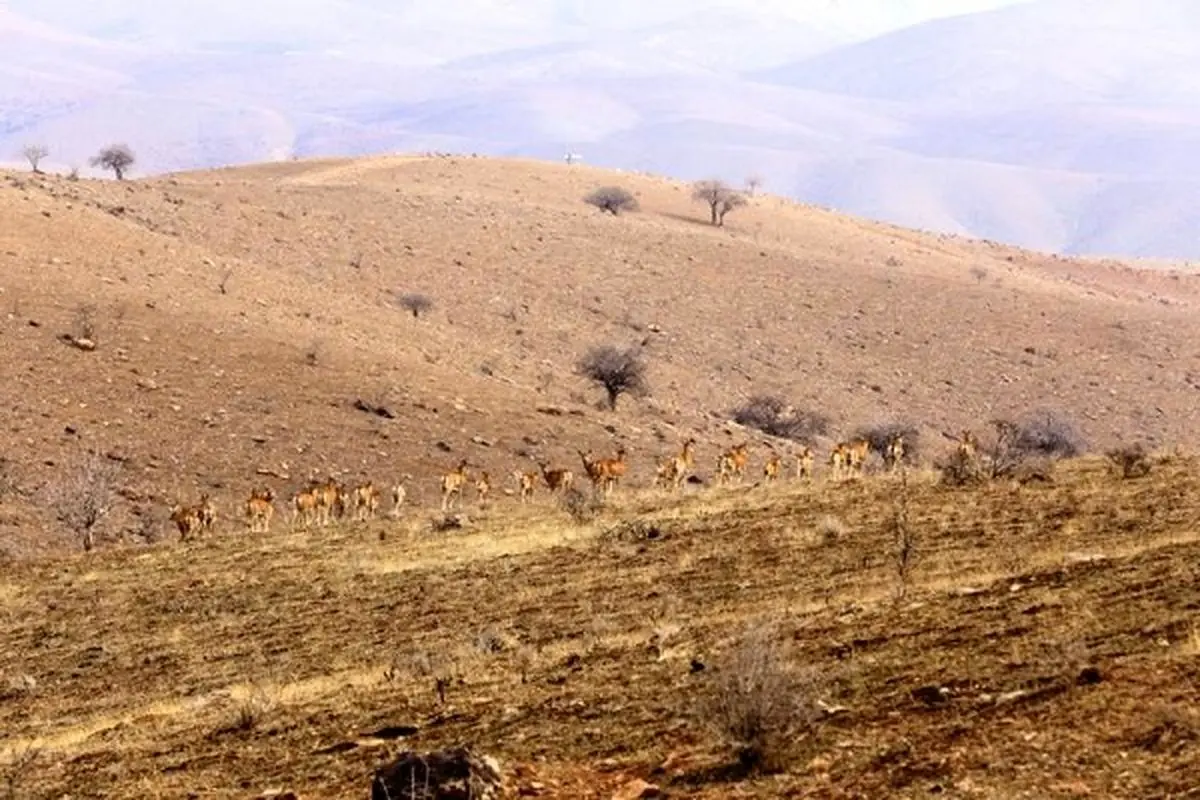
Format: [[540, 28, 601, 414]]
[[2, 155, 1200, 555]]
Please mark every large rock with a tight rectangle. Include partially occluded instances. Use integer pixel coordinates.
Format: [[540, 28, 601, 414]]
[[371, 747, 502, 800]]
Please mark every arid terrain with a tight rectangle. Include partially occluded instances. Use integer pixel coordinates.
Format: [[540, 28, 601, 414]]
[[2, 156, 1200, 797]]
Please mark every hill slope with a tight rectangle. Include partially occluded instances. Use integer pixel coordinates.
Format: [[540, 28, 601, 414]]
[[3, 155, 1200, 557]]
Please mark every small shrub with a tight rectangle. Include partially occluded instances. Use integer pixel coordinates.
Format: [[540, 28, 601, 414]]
[[577, 344, 649, 411], [1106, 443, 1152, 479], [1013, 409, 1085, 459], [559, 487, 601, 524], [583, 186, 639, 215], [985, 411, 1084, 479], [700, 628, 821, 773], [937, 448, 983, 487], [43, 451, 121, 551], [815, 515, 847, 543], [90, 143, 135, 180], [396, 292, 434, 319], [732, 395, 829, 444]]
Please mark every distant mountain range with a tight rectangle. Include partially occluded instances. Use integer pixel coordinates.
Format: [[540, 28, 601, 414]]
[[4, 0, 1199, 260]]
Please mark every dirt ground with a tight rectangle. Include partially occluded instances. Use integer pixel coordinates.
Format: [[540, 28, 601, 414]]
[[2, 156, 1200, 798], [2, 455, 1200, 798]]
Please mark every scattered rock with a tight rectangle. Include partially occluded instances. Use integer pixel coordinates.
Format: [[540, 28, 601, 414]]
[[471, 435, 494, 447], [353, 398, 396, 419], [1076, 666, 1103, 686], [911, 685, 951, 706], [58, 333, 96, 351], [612, 778, 662, 800], [371, 747, 502, 800]]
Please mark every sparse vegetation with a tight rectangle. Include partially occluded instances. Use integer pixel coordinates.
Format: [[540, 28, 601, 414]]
[[576, 344, 649, 411], [397, 292, 434, 319], [889, 468, 917, 598], [89, 143, 135, 180], [986, 410, 1084, 478], [559, 486, 601, 524], [1106, 443, 1152, 479], [692, 179, 747, 226], [42, 451, 120, 551], [732, 395, 829, 443], [21, 144, 48, 174], [700, 627, 821, 773], [583, 186, 639, 215], [744, 174, 764, 196]]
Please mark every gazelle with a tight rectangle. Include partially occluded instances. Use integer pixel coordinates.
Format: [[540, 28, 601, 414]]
[[441, 459, 470, 511]]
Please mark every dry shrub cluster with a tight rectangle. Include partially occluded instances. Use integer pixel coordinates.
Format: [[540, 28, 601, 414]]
[[700, 628, 823, 772], [732, 395, 829, 444], [1106, 443, 1152, 479]]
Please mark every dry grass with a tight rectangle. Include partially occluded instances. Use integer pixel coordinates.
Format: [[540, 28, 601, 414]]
[[1, 455, 1199, 796]]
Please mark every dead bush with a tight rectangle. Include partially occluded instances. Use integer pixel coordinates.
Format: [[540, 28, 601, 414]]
[[396, 292, 434, 319], [732, 395, 829, 444], [21, 144, 48, 174], [985, 411, 1084, 479], [577, 344, 649, 411], [559, 487, 602, 524], [937, 448, 983, 487], [1106, 443, 1152, 479], [42, 451, 121, 551], [583, 186, 639, 215], [700, 628, 822, 773], [853, 421, 920, 465]]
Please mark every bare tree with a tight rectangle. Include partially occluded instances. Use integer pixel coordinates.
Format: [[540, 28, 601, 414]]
[[692, 179, 747, 226], [43, 451, 121, 551], [744, 174, 764, 196], [89, 143, 136, 180], [577, 344, 649, 410], [21, 144, 49, 174], [583, 186, 640, 215], [396, 292, 434, 319]]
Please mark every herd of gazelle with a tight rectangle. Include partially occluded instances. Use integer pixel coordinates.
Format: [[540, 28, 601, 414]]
[[169, 430, 980, 540]]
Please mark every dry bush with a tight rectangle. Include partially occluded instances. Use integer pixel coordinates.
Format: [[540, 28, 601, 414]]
[[577, 344, 649, 411], [853, 421, 921, 465], [700, 628, 822, 772], [815, 515, 848, 543], [396, 292, 434, 319], [583, 186, 639, 215], [559, 487, 602, 524], [0, 457, 18, 500], [937, 448, 983, 487], [889, 469, 917, 598], [1106, 443, 1152, 479], [73, 303, 97, 342], [21, 144, 48, 174], [90, 143, 135, 180], [985, 411, 1084, 479], [732, 395, 829, 444], [744, 174, 764, 196], [2, 743, 41, 800], [691, 179, 747, 226], [43, 451, 121, 551]]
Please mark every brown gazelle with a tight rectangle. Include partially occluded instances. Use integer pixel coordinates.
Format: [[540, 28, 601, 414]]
[[886, 434, 906, 471], [197, 493, 217, 533], [538, 462, 574, 495], [291, 487, 320, 529], [475, 471, 492, 507], [245, 487, 275, 534], [352, 482, 381, 522], [170, 502, 202, 541], [957, 429, 979, 459], [829, 444, 850, 480], [655, 438, 696, 491], [847, 439, 870, 476], [795, 446, 814, 480], [763, 451, 782, 483], [441, 459, 470, 511], [390, 483, 408, 518], [717, 443, 749, 485], [514, 470, 538, 503]]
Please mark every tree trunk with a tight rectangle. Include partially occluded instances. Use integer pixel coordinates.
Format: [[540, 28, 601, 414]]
[[709, 203, 719, 225]]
